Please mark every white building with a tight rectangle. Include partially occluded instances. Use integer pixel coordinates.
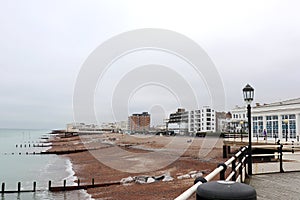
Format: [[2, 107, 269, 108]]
[[189, 106, 216, 133], [230, 98, 300, 141], [66, 123, 102, 134], [167, 106, 216, 135]]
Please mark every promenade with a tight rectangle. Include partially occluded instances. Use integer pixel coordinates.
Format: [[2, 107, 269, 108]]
[[223, 137, 300, 199], [250, 172, 300, 200]]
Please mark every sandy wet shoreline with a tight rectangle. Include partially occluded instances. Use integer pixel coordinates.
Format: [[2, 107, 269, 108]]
[[48, 133, 228, 199]]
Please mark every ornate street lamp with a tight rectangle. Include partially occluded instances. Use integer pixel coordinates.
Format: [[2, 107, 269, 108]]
[[243, 84, 254, 176], [283, 118, 289, 142]]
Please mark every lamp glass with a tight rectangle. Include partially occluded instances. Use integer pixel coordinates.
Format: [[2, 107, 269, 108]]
[[243, 84, 254, 104]]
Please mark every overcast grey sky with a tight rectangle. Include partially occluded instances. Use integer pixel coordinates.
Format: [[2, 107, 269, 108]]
[[0, 0, 300, 129]]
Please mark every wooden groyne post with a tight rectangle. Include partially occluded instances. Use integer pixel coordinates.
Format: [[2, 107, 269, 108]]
[[1, 182, 5, 193]]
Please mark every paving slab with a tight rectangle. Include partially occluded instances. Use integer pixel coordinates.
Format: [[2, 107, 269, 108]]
[[250, 172, 300, 200]]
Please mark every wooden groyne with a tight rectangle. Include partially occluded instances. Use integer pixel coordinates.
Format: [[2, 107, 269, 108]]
[[1, 182, 37, 194], [48, 179, 120, 192], [0, 179, 120, 194], [41, 148, 89, 155], [15, 143, 51, 148]]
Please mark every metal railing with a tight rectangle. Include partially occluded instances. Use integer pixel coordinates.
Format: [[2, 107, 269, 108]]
[[175, 147, 248, 200], [251, 142, 300, 174]]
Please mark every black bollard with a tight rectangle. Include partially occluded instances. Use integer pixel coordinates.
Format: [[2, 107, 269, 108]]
[[18, 182, 21, 193], [92, 178, 95, 186], [78, 179, 80, 186], [33, 182, 36, 192], [196, 181, 256, 200]]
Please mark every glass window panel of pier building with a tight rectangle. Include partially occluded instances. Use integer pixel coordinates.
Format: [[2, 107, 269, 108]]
[[282, 114, 296, 139], [266, 115, 278, 138], [253, 116, 263, 137]]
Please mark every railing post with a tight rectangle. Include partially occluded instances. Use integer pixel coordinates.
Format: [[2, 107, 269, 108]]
[[194, 177, 207, 184], [227, 146, 231, 155], [223, 145, 227, 158], [218, 163, 227, 180], [279, 144, 284, 173], [232, 158, 236, 181], [239, 150, 244, 181]]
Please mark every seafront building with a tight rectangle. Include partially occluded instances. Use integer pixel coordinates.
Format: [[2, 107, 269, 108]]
[[230, 98, 300, 141], [128, 112, 151, 133], [189, 106, 216, 133], [167, 107, 217, 135], [66, 123, 103, 133], [168, 108, 189, 134]]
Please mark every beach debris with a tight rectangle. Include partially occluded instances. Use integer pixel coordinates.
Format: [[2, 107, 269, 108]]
[[161, 172, 173, 182], [177, 171, 204, 180], [146, 177, 156, 183], [188, 170, 197, 175], [191, 172, 203, 179], [153, 174, 165, 181], [121, 172, 175, 185], [135, 176, 149, 184], [177, 174, 190, 179], [120, 176, 134, 184]]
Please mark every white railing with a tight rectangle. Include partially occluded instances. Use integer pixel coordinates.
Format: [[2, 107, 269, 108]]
[[175, 147, 248, 200]]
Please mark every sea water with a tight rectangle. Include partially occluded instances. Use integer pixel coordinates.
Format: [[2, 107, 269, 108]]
[[0, 129, 92, 200]]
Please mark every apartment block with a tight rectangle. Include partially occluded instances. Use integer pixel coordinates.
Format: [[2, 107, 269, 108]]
[[128, 112, 151, 133]]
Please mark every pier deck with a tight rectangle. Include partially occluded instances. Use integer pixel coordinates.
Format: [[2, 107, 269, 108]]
[[250, 172, 300, 200]]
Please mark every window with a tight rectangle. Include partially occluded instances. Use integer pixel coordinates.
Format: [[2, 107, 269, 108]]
[[282, 114, 296, 139], [207, 108, 211, 112], [289, 115, 296, 119], [253, 116, 263, 137], [266, 115, 278, 138], [290, 120, 296, 138]]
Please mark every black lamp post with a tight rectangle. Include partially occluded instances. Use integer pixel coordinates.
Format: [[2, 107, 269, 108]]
[[243, 84, 254, 176], [283, 119, 288, 142]]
